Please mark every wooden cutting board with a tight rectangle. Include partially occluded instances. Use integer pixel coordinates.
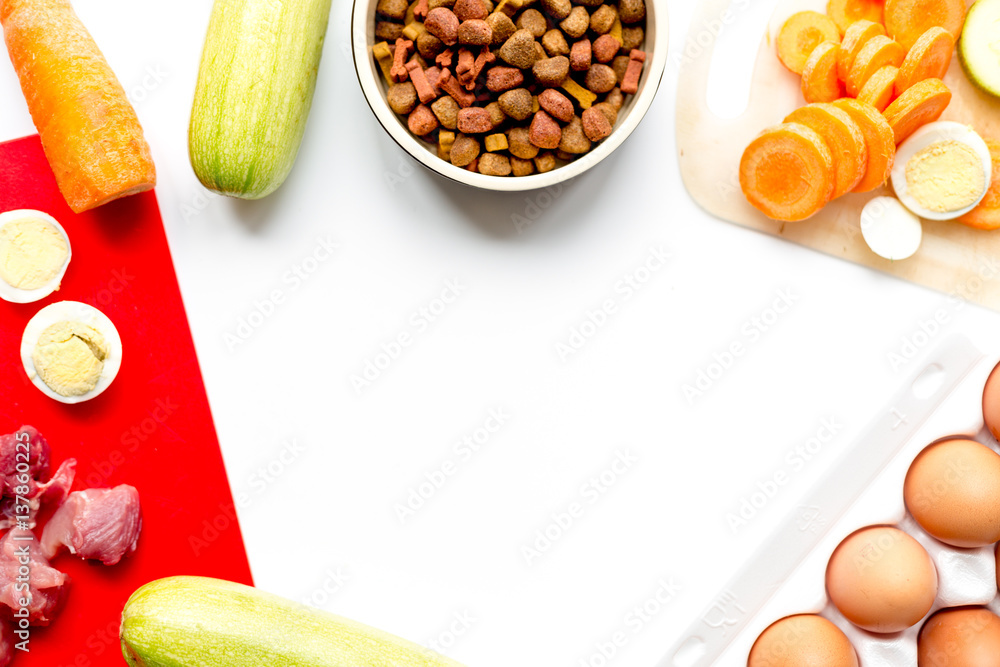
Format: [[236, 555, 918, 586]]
[[0, 135, 253, 666], [676, 0, 1000, 311]]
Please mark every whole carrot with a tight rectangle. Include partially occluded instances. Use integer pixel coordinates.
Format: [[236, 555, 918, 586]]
[[1, 0, 156, 213]]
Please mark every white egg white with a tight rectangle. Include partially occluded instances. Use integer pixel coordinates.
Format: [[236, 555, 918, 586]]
[[861, 196, 923, 261], [0, 209, 72, 304], [20, 301, 123, 404], [891, 121, 993, 221]]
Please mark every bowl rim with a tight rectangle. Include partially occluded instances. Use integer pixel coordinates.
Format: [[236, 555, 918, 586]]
[[351, 0, 668, 192]]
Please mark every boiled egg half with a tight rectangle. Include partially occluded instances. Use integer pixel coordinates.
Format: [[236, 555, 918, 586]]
[[21, 301, 123, 404], [0, 209, 71, 304]]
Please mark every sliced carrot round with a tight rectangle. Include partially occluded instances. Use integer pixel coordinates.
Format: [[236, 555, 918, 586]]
[[957, 139, 1000, 230], [777, 11, 842, 75], [858, 65, 899, 112], [883, 77, 952, 143], [847, 35, 907, 96], [895, 27, 955, 96], [827, 0, 885, 36], [833, 98, 896, 192], [740, 123, 836, 221], [802, 41, 844, 103], [884, 0, 967, 51], [837, 19, 887, 82], [785, 103, 868, 198]]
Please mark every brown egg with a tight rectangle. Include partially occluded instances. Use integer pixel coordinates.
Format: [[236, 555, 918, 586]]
[[918, 607, 1000, 666], [985, 360, 1000, 442], [904, 438, 1000, 548], [748, 614, 858, 667], [826, 525, 937, 633]]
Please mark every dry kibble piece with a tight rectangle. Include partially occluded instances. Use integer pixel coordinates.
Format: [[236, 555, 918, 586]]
[[517, 8, 548, 37], [457, 106, 494, 133], [408, 104, 439, 135], [438, 130, 456, 160], [498, 87, 533, 120], [532, 55, 570, 86], [617, 0, 643, 23], [465, 157, 479, 171], [619, 48, 644, 94], [555, 149, 576, 160], [428, 0, 455, 9], [541, 0, 571, 19], [377, 0, 409, 20], [621, 25, 643, 51], [507, 126, 540, 158], [537, 88, 574, 122], [486, 66, 525, 91], [376, 21, 405, 41], [450, 134, 481, 165], [593, 34, 620, 63], [611, 54, 629, 81], [417, 30, 446, 58], [559, 115, 591, 153], [590, 5, 617, 33], [534, 41, 547, 62], [593, 100, 617, 125], [560, 7, 590, 38], [454, 0, 488, 20], [529, 109, 562, 148], [485, 132, 509, 151], [387, 81, 419, 114], [431, 95, 460, 128], [511, 156, 535, 176], [534, 151, 556, 172], [458, 19, 493, 44], [604, 86, 623, 110], [585, 64, 617, 93], [484, 100, 506, 127], [499, 29, 539, 68], [478, 153, 512, 175], [425, 7, 460, 45], [570, 39, 591, 71], [486, 11, 517, 44], [581, 105, 612, 140], [541, 29, 569, 56]]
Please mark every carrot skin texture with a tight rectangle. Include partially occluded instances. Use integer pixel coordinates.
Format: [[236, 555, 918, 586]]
[[1, 0, 156, 213]]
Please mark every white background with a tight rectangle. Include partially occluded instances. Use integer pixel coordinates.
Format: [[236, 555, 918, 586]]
[[2, 1, 1000, 665]]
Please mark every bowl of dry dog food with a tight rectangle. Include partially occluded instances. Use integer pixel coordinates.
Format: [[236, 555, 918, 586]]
[[352, 0, 666, 190]]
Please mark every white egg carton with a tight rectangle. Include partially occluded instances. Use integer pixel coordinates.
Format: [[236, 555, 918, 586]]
[[662, 336, 1000, 667]]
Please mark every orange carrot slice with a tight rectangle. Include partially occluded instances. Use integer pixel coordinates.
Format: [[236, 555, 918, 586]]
[[833, 98, 896, 192], [785, 103, 868, 198], [884, 0, 967, 51], [846, 35, 907, 96], [0, 0, 156, 213], [740, 123, 836, 222], [894, 27, 955, 96], [957, 140, 1000, 231], [858, 65, 899, 112], [837, 19, 887, 82], [827, 0, 885, 36], [777, 11, 842, 75], [802, 42, 844, 103], [883, 77, 952, 143]]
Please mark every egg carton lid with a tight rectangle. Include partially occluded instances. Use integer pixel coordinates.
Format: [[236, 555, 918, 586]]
[[660, 335, 984, 667]]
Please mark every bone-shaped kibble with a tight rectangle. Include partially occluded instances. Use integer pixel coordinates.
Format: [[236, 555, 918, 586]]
[[438, 69, 477, 107], [436, 48, 454, 68], [391, 38, 414, 82], [406, 60, 439, 103], [413, 0, 429, 20], [456, 48, 476, 89], [620, 49, 645, 95]]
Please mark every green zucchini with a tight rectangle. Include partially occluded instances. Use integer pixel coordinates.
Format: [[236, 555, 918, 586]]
[[188, 0, 332, 199], [959, 0, 1000, 99], [120, 576, 468, 666]]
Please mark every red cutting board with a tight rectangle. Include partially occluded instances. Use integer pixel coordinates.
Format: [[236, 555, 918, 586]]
[[0, 135, 253, 666]]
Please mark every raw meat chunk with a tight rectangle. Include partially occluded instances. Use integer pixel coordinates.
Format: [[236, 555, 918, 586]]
[[0, 532, 67, 625], [40, 485, 141, 565]]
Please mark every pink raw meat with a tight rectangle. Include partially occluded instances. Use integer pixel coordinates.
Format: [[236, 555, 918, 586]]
[[0, 532, 67, 625], [40, 485, 142, 565], [0, 459, 77, 532], [0, 427, 50, 499]]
